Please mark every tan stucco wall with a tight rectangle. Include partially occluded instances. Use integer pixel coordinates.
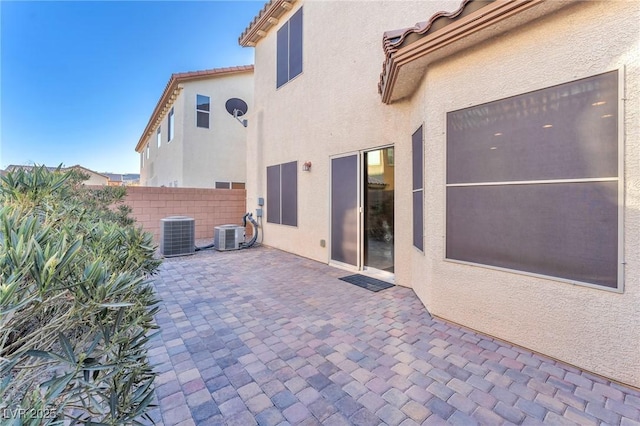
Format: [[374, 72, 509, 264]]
[[246, 0, 450, 262], [81, 172, 108, 186], [407, 0, 640, 387], [246, 0, 639, 386], [140, 72, 253, 188]]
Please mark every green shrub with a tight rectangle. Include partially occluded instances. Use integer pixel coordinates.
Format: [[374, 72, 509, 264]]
[[0, 166, 161, 425]]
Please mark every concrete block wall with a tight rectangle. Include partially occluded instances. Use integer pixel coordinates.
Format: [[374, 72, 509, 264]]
[[116, 186, 247, 243]]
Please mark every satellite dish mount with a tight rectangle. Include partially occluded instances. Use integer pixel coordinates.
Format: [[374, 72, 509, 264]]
[[225, 98, 249, 128]]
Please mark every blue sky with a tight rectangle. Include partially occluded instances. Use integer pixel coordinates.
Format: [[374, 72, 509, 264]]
[[1, 1, 263, 173]]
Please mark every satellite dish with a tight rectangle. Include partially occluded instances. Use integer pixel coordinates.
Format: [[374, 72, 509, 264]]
[[226, 98, 248, 116], [225, 98, 248, 127]]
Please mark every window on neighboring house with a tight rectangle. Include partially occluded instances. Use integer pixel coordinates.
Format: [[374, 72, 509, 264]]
[[157, 127, 161, 148], [231, 182, 245, 189], [196, 95, 210, 128], [446, 71, 620, 289], [276, 7, 303, 88], [266, 161, 297, 226], [215, 182, 231, 189], [412, 125, 424, 251], [168, 108, 174, 141]]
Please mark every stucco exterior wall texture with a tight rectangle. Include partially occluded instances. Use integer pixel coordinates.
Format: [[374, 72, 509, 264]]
[[121, 186, 247, 243], [246, 1, 444, 261], [140, 72, 252, 188], [410, 0, 639, 388], [246, 0, 639, 387]]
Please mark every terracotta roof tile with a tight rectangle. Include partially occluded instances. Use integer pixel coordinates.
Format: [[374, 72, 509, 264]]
[[239, 0, 299, 47], [379, 0, 474, 98]]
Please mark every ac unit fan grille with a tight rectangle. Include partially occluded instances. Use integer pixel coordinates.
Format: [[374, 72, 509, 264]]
[[160, 216, 195, 257]]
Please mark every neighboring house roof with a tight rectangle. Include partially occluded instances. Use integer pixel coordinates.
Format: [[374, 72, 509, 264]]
[[135, 65, 254, 153], [103, 173, 124, 183], [378, 0, 572, 104], [5, 164, 61, 173], [239, 0, 299, 47], [67, 165, 110, 180], [5, 164, 109, 180]]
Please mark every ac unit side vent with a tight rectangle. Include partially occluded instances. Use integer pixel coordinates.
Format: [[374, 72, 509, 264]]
[[214, 225, 245, 251], [160, 216, 195, 257]]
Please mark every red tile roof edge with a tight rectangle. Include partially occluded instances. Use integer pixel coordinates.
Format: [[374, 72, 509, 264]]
[[135, 65, 254, 153], [239, 0, 277, 45], [379, 0, 471, 99]]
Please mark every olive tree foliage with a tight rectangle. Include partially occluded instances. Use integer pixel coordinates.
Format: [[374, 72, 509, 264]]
[[0, 166, 162, 425]]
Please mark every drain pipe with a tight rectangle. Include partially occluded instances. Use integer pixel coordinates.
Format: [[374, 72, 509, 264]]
[[240, 212, 259, 249]]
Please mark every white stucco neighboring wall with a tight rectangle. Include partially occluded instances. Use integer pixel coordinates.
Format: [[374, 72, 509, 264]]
[[181, 73, 253, 188], [139, 70, 253, 188], [245, 0, 639, 386]]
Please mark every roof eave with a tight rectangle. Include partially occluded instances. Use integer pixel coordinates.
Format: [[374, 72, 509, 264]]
[[239, 0, 298, 47], [380, 0, 572, 104]]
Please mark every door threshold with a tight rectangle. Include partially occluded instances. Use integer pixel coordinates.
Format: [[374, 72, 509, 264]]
[[361, 268, 395, 285]]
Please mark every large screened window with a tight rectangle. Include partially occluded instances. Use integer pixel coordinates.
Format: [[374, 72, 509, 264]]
[[446, 71, 620, 289], [276, 7, 303, 88], [412, 126, 424, 251], [266, 161, 297, 226], [196, 95, 210, 128]]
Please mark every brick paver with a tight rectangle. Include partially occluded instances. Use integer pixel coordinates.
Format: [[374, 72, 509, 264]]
[[145, 246, 640, 425]]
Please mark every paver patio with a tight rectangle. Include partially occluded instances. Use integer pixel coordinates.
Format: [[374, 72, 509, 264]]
[[145, 246, 640, 425]]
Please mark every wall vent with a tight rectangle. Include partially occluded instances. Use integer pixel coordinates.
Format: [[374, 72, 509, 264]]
[[214, 225, 245, 251], [160, 216, 195, 257]]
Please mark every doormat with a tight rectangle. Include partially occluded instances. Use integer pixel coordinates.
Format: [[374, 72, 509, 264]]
[[339, 274, 394, 292]]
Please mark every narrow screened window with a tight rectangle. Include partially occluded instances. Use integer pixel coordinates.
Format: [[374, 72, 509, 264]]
[[266, 161, 298, 226], [412, 126, 424, 251], [276, 7, 303, 88], [146, 145, 150, 159], [141, 152, 144, 167], [157, 127, 161, 148], [446, 71, 620, 289], [168, 108, 174, 141], [266, 165, 281, 224], [196, 95, 210, 128]]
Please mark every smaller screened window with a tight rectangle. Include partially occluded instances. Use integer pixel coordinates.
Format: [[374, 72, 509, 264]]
[[157, 127, 161, 148], [196, 95, 210, 128], [168, 108, 174, 141], [412, 126, 424, 251], [267, 161, 297, 226]]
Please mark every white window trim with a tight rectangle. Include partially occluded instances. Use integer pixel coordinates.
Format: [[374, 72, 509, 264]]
[[196, 95, 210, 128]]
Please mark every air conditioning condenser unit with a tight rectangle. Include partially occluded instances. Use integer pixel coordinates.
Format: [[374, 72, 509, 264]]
[[214, 225, 245, 251], [160, 216, 195, 257]]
